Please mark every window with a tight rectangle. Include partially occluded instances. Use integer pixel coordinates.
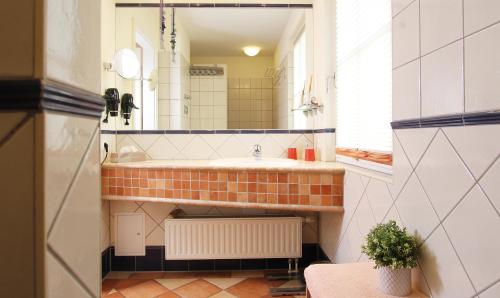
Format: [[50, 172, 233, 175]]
[[293, 29, 307, 129], [335, 0, 392, 167]]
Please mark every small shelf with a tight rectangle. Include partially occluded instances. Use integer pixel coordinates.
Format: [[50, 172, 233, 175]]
[[292, 102, 323, 112]]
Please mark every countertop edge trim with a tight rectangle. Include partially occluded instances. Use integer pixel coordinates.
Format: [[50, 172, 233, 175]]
[[102, 195, 344, 213]]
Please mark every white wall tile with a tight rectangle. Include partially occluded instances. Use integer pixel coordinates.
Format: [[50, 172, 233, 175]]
[[395, 127, 437, 168], [158, 100, 170, 116], [47, 253, 90, 298], [355, 194, 376, 238], [214, 106, 227, 119], [464, 0, 500, 35], [392, 1, 420, 67], [479, 158, 500, 214], [182, 136, 215, 159], [158, 68, 170, 84], [420, 0, 463, 55], [421, 40, 464, 117], [444, 186, 500, 291], [213, 78, 227, 91], [420, 226, 475, 298], [213, 92, 227, 106], [444, 125, 500, 178], [199, 79, 214, 91], [199, 92, 214, 106], [389, 133, 413, 197], [393, 59, 421, 120], [416, 130, 475, 219], [465, 23, 500, 113], [396, 174, 440, 243], [158, 84, 170, 100], [190, 78, 200, 91], [47, 133, 100, 296], [480, 281, 500, 298], [392, 0, 414, 17], [365, 179, 393, 223]]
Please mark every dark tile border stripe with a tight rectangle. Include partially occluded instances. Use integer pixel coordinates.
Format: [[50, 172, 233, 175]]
[[391, 111, 500, 129], [0, 79, 105, 118], [102, 247, 111, 279], [101, 128, 335, 135], [104, 244, 324, 273], [116, 3, 313, 8]]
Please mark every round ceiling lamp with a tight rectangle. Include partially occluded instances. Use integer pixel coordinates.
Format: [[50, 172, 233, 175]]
[[243, 46, 261, 57]]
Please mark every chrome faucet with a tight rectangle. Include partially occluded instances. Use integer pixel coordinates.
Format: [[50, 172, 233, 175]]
[[252, 144, 262, 160]]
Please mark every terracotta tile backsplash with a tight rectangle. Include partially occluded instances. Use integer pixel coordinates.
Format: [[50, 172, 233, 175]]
[[102, 167, 343, 208]]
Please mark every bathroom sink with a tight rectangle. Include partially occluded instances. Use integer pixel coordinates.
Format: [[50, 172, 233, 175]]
[[209, 157, 299, 168]]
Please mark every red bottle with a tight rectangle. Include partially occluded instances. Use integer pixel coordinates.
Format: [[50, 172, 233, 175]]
[[304, 148, 316, 161]]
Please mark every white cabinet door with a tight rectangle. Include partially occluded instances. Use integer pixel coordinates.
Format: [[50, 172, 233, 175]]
[[115, 213, 145, 256]]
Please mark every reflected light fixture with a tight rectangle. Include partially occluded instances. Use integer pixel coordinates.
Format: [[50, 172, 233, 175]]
[[243, 46, 261, 57]]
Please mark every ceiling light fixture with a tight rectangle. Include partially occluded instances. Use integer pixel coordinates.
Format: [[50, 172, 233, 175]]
[[243, 46, 261, 57]]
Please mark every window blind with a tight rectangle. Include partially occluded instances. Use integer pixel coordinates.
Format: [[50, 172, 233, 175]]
[[336, 0, 392, 154]]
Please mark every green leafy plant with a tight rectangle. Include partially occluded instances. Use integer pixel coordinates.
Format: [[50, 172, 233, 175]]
[[361, 220, 418, 269]]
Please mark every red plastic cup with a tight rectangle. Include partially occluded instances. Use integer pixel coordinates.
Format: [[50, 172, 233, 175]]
[[304, 148, 316, 161], [288, 148, 297, 160]]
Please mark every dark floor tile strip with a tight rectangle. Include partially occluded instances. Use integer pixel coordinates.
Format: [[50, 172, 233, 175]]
[[107, 244, 324, 273]]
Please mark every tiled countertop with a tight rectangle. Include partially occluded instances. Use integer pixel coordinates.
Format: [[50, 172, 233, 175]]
[[101, 159, 345, 212], [102, 159, 345, 174]]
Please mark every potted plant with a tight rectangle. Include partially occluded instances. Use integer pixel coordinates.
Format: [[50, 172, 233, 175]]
[[362, 220, 418, 297]]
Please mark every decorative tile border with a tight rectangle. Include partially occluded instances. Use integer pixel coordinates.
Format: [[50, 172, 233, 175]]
[[0, 79, 104, 118], [102, 244, 329, 275], [391, 111, 500, 129], [101, 167, 344, 209], [101, 128, 335, 135], [116, 3, 313, 8]]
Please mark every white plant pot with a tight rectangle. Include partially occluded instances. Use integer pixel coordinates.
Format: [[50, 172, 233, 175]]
[[377, 267, 412, 297]]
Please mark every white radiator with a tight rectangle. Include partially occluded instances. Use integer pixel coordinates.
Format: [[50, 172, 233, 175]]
[[164, 217, 302, 260]]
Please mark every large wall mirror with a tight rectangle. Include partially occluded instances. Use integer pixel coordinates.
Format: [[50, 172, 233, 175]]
[[106, 3, 316, 130]]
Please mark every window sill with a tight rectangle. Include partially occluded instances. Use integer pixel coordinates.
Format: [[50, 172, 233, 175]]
[[336, 155, 392, 183]]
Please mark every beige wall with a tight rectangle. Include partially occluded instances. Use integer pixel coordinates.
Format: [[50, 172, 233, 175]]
[[0, 1, 40, 77], [45, 0, 101, 93], [0, 112, 36, 298]]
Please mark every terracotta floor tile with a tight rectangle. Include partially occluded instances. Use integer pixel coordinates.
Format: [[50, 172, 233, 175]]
[[203, 277, 245, 289], [155, 278, 197, 290], [107, 279, 148, 291], [226, 278, 271, 298], [102, 279, 119, 295], [119, 280, 169, 298], [129, 272, 165, 279], [174, 279, 222, 298], [154, 290, 182, 298], [103, 292, 126, 298], [208, 290, 237, 298]]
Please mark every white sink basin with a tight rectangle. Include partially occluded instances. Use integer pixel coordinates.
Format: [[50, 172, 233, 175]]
[[209, 157, 299, 168]]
